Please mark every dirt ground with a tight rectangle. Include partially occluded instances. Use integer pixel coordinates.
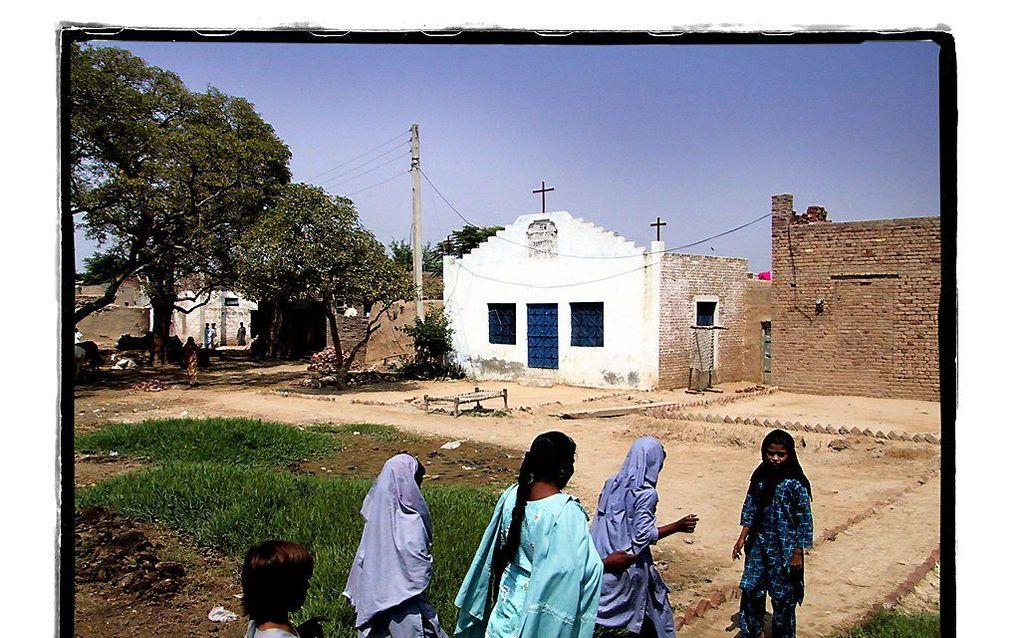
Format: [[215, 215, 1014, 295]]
[[72, 358, 942, 637]]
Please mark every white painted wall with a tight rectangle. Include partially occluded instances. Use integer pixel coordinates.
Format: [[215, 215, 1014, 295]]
[[444, 211, 661, 389], [172, 289, 257, 346]]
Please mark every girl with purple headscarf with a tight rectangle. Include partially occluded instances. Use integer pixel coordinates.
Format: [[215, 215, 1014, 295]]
[[344, 453, 449, 638], [590, 436, 699, 638]]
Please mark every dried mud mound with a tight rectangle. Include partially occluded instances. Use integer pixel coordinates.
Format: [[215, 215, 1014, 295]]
[[75, 506, 187, 600]]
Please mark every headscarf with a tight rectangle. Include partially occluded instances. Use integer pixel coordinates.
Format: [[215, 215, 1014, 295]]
[[590, 436, 666, 556], [747, 429, 812, 534], [343, 453, 433, 628]]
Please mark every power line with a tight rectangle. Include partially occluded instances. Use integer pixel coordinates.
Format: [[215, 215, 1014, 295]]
[[454, 259, 653, 289], [322, 153, 410, 190], [335, 169, 409, 198], [305, 129, 410, 182], [419, 166, 771, 259], [316, 142, 410, 188]]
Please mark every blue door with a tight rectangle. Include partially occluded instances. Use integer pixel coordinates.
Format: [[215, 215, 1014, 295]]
[[527, 303, 558, 369]]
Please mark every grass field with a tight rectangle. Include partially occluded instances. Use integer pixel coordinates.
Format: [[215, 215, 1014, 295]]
[[827, 609, 940, 638], [75, 418, 499, 637]]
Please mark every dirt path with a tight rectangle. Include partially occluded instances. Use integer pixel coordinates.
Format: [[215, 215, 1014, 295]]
[[74, 366, 941, 633], [676, 476, 941, 637]]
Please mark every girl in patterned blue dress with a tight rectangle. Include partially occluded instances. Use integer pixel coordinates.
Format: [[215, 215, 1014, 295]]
[[731, 430, 813, 638]]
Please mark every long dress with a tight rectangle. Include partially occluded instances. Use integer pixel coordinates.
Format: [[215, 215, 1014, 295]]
[[590, 437, 674, 637], [183, 342, 199, 385], [344, 454, 448, 638], [738, 478, 813, 599], [454, 484, 604, 638]]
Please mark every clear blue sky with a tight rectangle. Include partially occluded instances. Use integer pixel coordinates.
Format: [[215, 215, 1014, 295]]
[[75, 40, 941, 273]]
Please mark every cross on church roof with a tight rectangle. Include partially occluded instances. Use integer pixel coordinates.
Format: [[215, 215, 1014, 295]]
[[650, 216, 667, 241], [532, 180, 555, 213]]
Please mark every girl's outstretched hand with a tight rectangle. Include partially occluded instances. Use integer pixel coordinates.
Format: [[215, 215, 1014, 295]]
[[677, 514, 699, 533], [731, 538, 744, 561], [790, 549, 804, 571], [603, 550, 637, 575]]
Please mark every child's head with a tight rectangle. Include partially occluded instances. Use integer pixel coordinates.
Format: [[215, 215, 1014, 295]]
[[521, 431, 576, 489], [760, 429, 796, 466], [241, 540, 314, 624]]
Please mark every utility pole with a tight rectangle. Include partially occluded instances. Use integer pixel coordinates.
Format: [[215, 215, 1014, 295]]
[[411, 124, 424, 319]]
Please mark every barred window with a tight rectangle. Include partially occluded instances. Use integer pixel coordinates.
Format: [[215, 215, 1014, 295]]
[[570, 302, 604, 347], [488, 303, 516, 344]]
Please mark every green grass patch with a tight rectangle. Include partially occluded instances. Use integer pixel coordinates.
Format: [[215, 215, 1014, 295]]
[[75, 418, 336, 466], [306, 422, 423, 444], [77, 462, 497, 637], [828, 609, 940, 638]]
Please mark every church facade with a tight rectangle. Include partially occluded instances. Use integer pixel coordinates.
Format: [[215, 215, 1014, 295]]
[[443, 211, 757, 390]]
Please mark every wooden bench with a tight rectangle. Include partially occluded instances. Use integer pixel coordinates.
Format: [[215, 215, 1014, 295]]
[[424, 387, 508, 417]]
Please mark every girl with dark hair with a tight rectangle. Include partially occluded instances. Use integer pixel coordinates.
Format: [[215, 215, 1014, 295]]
[[731, 430, 813, 638], [591, 436, 698, 638], [344, 453, 448, 638], [453, 431, 607, 638], [241, 540, 322, 638]]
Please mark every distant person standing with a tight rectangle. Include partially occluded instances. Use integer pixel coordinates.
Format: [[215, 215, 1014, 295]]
[[237, 321, 247, 346], [182, 337, 200, 387], [204, 323, 212, 349], [210, 323, 218, 349]]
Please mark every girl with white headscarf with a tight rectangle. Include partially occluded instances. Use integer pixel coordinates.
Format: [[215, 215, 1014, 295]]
[[344, 453, 449, 638], [590, 436, 699, 638]]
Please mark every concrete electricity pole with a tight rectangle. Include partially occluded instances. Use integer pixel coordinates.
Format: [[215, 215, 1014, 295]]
[[411, 124, 424, 319]]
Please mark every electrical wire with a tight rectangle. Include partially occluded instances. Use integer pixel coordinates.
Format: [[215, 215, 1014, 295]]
[[335, 169, 410, 198], [316, 143, 410, 188], [419, 166, 771, 259], [305, 129, 410, 182], [322, 153, 410, 190]]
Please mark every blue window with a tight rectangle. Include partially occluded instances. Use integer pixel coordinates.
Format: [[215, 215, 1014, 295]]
[[570, 302, 604, 347], [488, 303, 516, 344]]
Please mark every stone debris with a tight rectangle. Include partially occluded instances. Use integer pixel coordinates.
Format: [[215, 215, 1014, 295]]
[[828, 438, 851, 451], [132, 380, 168, 392]]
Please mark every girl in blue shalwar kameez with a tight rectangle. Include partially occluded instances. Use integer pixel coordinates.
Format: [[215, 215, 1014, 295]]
[[732, 430, 813, 638], [454, 431, 606, 638]]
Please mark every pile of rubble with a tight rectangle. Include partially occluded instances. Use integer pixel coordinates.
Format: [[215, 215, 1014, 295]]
[[75, 506, 186, 600], [131, 380, 168, 392], [308, 347, 363, 375]]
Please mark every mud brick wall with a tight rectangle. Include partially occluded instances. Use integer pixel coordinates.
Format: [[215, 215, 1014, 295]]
[[742, 278, 772, 384], [770, 194, 941, 400], [658, 253, 749, 388]]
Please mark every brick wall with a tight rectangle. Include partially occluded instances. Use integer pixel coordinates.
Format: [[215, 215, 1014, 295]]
[[742, 278, 772, 384], [770, 194, 940, 401], [658, 253, 749, 388]]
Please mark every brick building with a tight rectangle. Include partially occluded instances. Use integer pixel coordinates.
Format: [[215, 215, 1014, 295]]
[[770, 194, 941, 401], [444, 211, 766, 390]]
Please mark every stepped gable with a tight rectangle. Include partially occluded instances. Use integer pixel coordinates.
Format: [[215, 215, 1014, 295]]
[[458, 211, 646, 261]]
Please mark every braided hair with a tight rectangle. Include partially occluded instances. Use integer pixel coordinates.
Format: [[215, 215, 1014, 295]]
[[491, 431, 576, 582], [747, 429, 812, 536]]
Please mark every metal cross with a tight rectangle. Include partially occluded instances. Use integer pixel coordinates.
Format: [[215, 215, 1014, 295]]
[[650, 216, 667, 241], [532, 180, 555, 213]]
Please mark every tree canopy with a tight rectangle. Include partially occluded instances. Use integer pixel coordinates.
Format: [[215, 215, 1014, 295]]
[[236, 184, 412, 384], [70, 43, 292, 327], [446, 225, 503, 257]]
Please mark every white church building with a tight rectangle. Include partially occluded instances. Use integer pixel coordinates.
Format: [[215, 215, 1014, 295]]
[[443, 211, 757, 390]]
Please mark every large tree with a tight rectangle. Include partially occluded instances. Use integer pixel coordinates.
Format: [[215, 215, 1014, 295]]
[[70, 44, 292, 361], [237, 184, 412, 386]]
